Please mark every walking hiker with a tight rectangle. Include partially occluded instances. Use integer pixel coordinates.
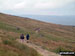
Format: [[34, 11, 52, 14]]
[[20, 34, 24, 43], [26, 34, 30, 43]]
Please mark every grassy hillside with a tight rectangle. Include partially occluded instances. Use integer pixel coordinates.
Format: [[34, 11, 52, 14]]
[[0, 13, 75, 54], [0, 13, 41, 56]]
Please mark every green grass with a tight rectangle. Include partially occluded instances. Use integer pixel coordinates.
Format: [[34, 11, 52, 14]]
[[0, 22, 41, 56], [0, 46, 22, 56], [0, 18, 69, 42], [0, 34, 41, 56], [0, 13, 75, 55], [43, 32, 75, 43], [0, 22, 25, 33], [53, 46, 72, 53], [1, 31, 41, 56]]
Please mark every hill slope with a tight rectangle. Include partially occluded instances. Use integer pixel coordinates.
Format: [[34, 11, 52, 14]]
[[17, 39, 60, 56], [0, 13, 75, 55], [0, 13, 41, 56]]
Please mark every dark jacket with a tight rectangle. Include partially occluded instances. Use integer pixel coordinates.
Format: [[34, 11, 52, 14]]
[[26, 34, 30, 40], [20, 34, 24, 39]]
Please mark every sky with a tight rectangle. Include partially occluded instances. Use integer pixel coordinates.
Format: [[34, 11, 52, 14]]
[[0, 0, 75, 16]]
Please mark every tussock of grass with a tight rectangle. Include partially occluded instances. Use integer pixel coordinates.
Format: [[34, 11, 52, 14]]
[[3, 40, 11, 45], [53, 46, 72, 53]]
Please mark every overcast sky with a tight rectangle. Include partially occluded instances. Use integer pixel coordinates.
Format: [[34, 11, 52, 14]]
[[0, 0, 75, 15]]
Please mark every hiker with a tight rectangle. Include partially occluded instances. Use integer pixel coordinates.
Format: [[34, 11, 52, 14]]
[[20, 34, 24, 43], [26, 34, 30, 43]]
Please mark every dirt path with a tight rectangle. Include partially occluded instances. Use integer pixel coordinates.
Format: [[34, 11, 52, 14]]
[[17, 39, 61, 56]]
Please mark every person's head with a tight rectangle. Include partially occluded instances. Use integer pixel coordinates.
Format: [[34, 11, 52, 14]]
[[21, 34, 24, 36], [27, 34, 29, 35]]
